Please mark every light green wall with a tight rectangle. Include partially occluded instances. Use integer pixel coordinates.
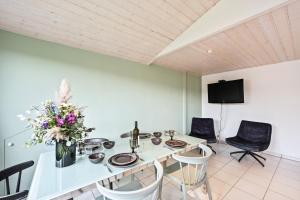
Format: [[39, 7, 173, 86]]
[[186, 73, 202, 133], [0, 30, 201, 194]]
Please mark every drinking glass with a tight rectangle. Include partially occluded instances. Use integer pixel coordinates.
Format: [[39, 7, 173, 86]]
[[169, 130, 175, 140], [129, 139, 138, 153]]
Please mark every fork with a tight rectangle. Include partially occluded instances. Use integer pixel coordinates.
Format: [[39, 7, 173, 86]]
[[104, 163, 113, 173]]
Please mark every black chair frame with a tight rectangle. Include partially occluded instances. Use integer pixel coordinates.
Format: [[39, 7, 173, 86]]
[[190, 118, 217, 154], [0, 160, 34, 200], [230, 150, 266, 167], [226, 120, 272, 167]]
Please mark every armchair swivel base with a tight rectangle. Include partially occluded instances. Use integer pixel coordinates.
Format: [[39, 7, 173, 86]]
[[230, 150, 266, 167]]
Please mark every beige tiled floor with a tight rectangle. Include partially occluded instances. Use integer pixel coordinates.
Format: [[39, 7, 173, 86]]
[[57, 143, 300, 200]]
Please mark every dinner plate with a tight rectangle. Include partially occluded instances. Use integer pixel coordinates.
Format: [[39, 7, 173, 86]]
[[139, 133, 152, 139], [108, 153, 139, 166], [84, 138, 109, 145], [120, 132, 152, 139], [165, 140, 187, 148]]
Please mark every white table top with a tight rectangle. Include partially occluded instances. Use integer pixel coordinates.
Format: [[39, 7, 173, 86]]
[[28, 134, 205, 200]]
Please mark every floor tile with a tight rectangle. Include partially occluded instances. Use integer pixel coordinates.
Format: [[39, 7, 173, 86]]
[[208, 177, 231, 198], [213, 170, 240, 186], [52, 193, 73, 200], [223, 188, 259, 200], [73, 191, 94, 200], [221, 165, 248, 177], [189, 186, 222, 200], [207, 166, 220, 177], [210, 152, 233, 164], [242, 171, 272, 187], [272, 174, 300, 190], [235, 178, 268, 199], [247, 167, 274, 179], [275, 168, 300, 181], [280, 159, 300, 167], [269, 181, 300, 200], [208, 159, 226, 169], [161, 182, 184, 200], [264, 190, 292, 200]]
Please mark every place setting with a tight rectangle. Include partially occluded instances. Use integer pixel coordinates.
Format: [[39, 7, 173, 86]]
[[163, 130, 188, 151], [106, 122, 145, 170]]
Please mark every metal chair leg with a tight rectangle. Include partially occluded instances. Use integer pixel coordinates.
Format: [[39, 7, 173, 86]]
[[249, 152, 265, 167], [252, 152, 266, 160], [238, 152, 248, 162], [207, 145, 216, 154]]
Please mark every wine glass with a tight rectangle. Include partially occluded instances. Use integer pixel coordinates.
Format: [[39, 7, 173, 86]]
[[129, 139, 138, 153], [169, 130, 175, 140]]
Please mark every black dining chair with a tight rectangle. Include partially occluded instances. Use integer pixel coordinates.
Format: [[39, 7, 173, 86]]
[[189, 117, 217, 154], [226, 120, 272, 167], [0, 160, 34, 200]]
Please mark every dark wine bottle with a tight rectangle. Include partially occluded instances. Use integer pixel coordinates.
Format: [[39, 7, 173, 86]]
[[132, 121, 139, 141]]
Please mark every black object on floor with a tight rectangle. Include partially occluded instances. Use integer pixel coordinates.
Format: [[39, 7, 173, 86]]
[[189, 118, 217, 154], [226, 120, 272, 167]]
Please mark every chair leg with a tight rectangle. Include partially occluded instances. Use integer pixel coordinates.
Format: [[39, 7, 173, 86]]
[[181, 182, 187, 200], [205, 177, 212, 200], [249, 152, 265, 167], [207, 145, 216, 154], [252, 152, 266, 160], [238, 152, 248, 162]]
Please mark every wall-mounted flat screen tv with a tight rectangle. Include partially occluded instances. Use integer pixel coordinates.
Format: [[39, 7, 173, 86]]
[[208, 79, 244, 103]]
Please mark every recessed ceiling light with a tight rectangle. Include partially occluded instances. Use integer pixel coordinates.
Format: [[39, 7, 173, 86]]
[[207, 49, 213, 54]]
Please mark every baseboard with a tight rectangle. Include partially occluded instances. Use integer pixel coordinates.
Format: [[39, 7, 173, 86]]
[[282, 154, 300, 162], [263, 150, 282, 158]]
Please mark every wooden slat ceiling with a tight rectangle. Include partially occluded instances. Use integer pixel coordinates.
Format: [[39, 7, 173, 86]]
[[154, 0, 300, 74], [0, 0, 219, 64]]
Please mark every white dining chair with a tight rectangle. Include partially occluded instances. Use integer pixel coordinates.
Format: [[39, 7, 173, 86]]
[[165, 144, 213, 200], [95, 160, 163, 200]]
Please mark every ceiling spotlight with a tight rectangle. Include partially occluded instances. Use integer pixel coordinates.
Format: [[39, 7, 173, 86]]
[[207, 49, 213, 54]]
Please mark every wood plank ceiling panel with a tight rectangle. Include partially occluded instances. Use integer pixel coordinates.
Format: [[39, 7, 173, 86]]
[[0, 0, 219, 64], [154, 0, 300, 75]]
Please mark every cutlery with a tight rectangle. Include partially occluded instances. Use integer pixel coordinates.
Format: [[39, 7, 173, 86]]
[[139, 157, 145, 161], [104, 163, 113, 173]]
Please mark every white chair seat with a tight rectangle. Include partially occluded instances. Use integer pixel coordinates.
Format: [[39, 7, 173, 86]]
[[164, 144, 213, 200], [96, 160, 163, 200]]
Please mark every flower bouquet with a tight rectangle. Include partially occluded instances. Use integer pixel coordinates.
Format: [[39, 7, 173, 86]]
[[19, 79, 95, 167]]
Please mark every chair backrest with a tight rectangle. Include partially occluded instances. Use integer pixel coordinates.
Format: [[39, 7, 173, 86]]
[[172, 144, 212, 186], [96, 160, 163, 200], [190, 118, 216, 140], [0, 160, 34, 195], [237, 120, 272, 144]]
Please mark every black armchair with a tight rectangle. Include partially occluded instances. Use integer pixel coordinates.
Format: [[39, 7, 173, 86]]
[[0, 160, 34, 200], [226, 120, 272, 167], [189, 117, 217, 154]]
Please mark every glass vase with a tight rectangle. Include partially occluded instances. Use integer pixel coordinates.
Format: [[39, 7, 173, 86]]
[[55, 140, 76, 168]]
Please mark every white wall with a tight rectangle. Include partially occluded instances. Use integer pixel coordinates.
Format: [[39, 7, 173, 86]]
[[202, 60, 300, 160]]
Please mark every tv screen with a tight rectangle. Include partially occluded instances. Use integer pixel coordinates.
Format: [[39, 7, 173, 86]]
[[208, 79, 244, 103]]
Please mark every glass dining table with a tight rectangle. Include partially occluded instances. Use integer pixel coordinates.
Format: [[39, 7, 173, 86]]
[[27, 134, 206, 200]]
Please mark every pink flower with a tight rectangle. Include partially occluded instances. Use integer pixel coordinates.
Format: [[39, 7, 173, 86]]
[[55, 116, 64, 126], [65, 112, 76, 124]]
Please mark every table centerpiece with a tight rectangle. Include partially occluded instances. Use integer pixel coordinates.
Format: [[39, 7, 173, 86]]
[[18, 79, 95, 168]]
